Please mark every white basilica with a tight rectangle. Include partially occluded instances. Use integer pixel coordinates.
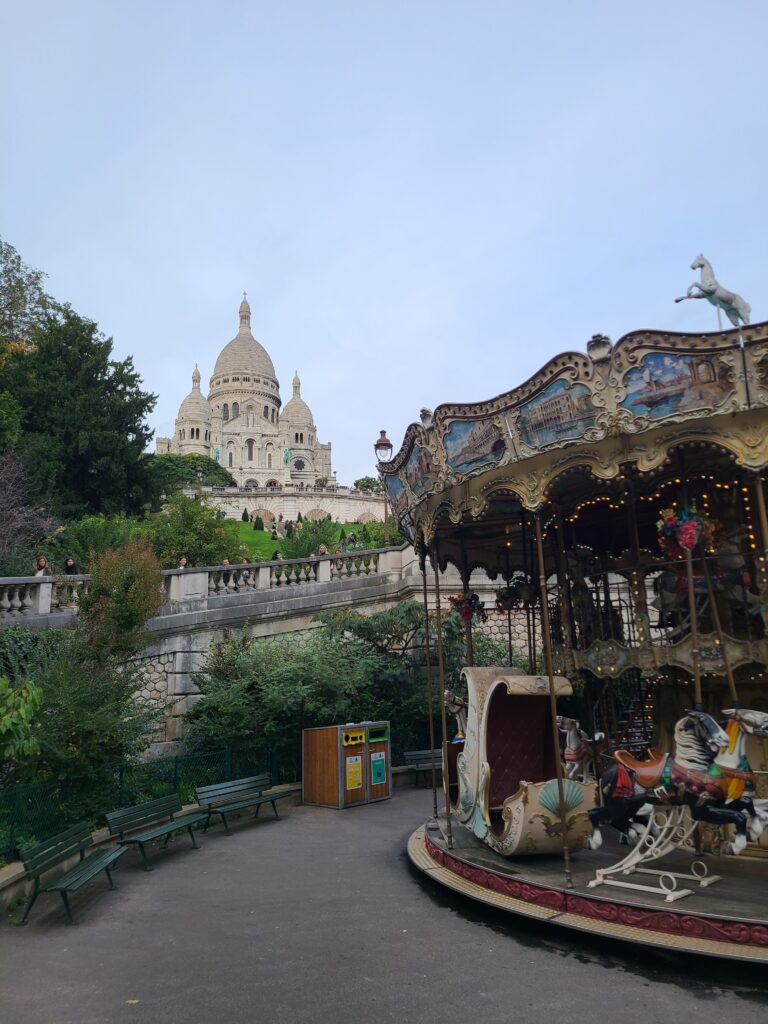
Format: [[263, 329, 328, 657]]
[[156, 295, 333, 487]]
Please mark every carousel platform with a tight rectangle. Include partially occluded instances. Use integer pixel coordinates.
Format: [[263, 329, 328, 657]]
[[409, 817, 768, 963]]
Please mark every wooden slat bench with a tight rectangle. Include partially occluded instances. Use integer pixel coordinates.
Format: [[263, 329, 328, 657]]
[[20, 822, 127, 924], [403, 749, 443, 786], [196, 773, 291, 834], [105, 794, 208, 870]]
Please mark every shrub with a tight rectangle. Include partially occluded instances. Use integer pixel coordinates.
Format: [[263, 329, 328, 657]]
[[281, 519, 337, 559], [42, 513, 143, 572], [78, 540, 164, 658], [241, 508, 249, 522], [147, 493, 245, 567]]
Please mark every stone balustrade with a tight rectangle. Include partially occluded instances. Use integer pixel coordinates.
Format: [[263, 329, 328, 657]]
[[0, 549, 408, 625], [0, 574, 93, 622]]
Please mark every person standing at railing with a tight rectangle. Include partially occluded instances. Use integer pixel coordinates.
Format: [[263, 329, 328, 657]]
[[178, 556, 189, 569], [64, 557, 79, 575], [33, 555, 52, 576]]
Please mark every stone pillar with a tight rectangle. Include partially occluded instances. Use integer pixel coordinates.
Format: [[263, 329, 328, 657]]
[[316, 558, 331, 584], [28, 580, 52, 615]]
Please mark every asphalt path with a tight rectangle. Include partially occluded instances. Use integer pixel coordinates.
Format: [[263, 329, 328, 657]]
[[2, 787, 767, 1024]]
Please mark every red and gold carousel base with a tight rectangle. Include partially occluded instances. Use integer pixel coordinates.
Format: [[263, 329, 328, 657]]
[[408, 820, 768, 963]]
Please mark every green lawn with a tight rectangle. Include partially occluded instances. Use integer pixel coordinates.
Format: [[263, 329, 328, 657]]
[[234, 521, 368, 561]]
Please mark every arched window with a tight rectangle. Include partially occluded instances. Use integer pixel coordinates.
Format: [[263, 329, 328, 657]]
[[267, 453, 272, 469], [222, 404, 229, 421], [271, 408, 276, 423], [294, 432, 299, 443], [178, 429, 182, 439], [263, 405, 269, 419], [232, 402, 240, 419], [246, 439, 254, 461], [228, 451, 233, 468], [300, 432, 304, 443]]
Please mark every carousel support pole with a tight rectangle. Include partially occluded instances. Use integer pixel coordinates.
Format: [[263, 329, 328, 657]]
[[432, 548, 454, 849], [754, 472, 768, 591], [535, 512, 574, 888], [522, 513, 536, 672], [505, 548, 514, 667], [421, 562, 439, 819], [460, 534, 475, 667], [700, 554, 740, 707], [684, 548, 704, 710]]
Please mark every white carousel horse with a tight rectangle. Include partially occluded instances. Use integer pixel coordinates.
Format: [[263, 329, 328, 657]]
[[588, 708, 768, 854], [674, 254, 751, 327], [444, 689, 468, 738], [556, 716, 607, 781]]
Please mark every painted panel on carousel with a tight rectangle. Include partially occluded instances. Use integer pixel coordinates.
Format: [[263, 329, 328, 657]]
[[621, 352, 733, 419], [404, 443, 439, 498], [514, 379, 597, 450], [383, 473, 407, 515], [443, 418, 506, 474]]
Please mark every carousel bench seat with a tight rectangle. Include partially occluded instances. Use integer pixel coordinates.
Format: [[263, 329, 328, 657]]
[[404, 749, 443, 785]]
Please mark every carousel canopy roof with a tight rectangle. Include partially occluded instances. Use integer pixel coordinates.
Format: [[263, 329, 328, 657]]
[[379, 321, 768, 575]]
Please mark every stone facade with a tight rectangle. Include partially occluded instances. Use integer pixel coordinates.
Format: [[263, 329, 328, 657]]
[[156, 295, 332, 487]]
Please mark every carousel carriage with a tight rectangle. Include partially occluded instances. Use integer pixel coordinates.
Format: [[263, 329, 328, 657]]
[[381, 312, 768, 960]]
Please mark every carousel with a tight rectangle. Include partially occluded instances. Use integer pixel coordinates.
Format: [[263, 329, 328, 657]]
[[380, 263, 768, 961]]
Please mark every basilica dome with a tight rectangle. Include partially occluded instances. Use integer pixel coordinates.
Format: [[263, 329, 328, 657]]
[[212, 294, 276, 381], [281, 372, 314, 425], [178, 366, 211, 422]]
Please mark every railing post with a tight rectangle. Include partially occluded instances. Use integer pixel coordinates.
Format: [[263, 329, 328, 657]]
[[316, 558, 331, 583]]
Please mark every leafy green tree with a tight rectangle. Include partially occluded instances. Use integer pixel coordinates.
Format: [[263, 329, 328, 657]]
[[353, 475, 382, 492], [184, 605, 432, 766], [362, 516, 406, 548], [253, 515, 264, 532], [145, 453, 234, 501], [241, 508, 249, 522], [1, 308, 157, 517], [314, 477, 328, 488], [281, 518, 337, 558], [42, 513, 143, 572], [296, 512, 303, 523], [0, 236, 54, 346], [147, 493, 243, 567], [0, 675, 42, 782]]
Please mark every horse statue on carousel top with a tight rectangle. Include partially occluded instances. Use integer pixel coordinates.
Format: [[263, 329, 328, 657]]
[[588, 707, 768, 854], [674, 254, 751, 327]]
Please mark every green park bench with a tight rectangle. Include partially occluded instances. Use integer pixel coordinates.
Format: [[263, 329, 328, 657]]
[[20, 822, 127, 925], [196, 773, 291, 833], [105, 794, 208, 870], [403, 749, 443, 786]]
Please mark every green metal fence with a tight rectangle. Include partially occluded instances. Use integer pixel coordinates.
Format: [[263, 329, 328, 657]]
[[0, 743, 300, 864]]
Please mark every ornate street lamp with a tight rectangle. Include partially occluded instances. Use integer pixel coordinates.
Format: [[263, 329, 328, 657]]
[[374, 430, 393, 546]]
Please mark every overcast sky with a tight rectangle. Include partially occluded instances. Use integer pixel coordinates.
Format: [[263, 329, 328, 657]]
[[2, 2, 766, 482]]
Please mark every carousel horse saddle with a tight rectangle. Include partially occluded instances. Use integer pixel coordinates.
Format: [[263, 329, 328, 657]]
[[614, 748, 666, 790]]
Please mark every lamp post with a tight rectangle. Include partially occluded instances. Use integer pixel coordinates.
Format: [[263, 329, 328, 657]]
[[195, 467, 203, 501], [374, 429, 393, 546]]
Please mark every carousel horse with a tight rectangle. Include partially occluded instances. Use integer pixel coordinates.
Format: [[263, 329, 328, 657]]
[[674, 254, 751, 326], [587, 708, 768, 854], [444, 689, 468, 739], [557, 716, 608, 781]]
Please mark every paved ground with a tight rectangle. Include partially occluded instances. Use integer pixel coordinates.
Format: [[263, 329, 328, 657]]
[[2, 787, 767, 1024]]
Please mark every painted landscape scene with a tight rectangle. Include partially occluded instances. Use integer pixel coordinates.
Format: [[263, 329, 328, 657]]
[[515, 379, 596, 449], [443, 418, 506, 474], [621, 352, 733, 419]]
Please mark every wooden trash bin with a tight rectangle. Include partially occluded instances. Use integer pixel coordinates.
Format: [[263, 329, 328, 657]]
[[302, 721, 392, 808]]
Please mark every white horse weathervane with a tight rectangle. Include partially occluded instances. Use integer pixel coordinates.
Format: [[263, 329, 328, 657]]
[[675, 254, 751, 326]]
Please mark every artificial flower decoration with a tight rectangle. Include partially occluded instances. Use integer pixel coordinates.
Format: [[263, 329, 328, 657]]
[[448, 591, 487, 623], [657, 504, 718, 558]]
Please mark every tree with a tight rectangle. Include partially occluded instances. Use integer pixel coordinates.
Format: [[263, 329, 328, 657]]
[[1, 308, 157, 518], [0, 237, 51, 450], [0, 452, 56, 574], [42, 513, 142, 573], [0, 236, 54, 347], [241, 508, 249, 522], [314, 477, 328, 488], [353, 475, 382, 492], [145, 453, 234, 501], [281, 519, 337, 558], [147, 493, 244, 567]]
